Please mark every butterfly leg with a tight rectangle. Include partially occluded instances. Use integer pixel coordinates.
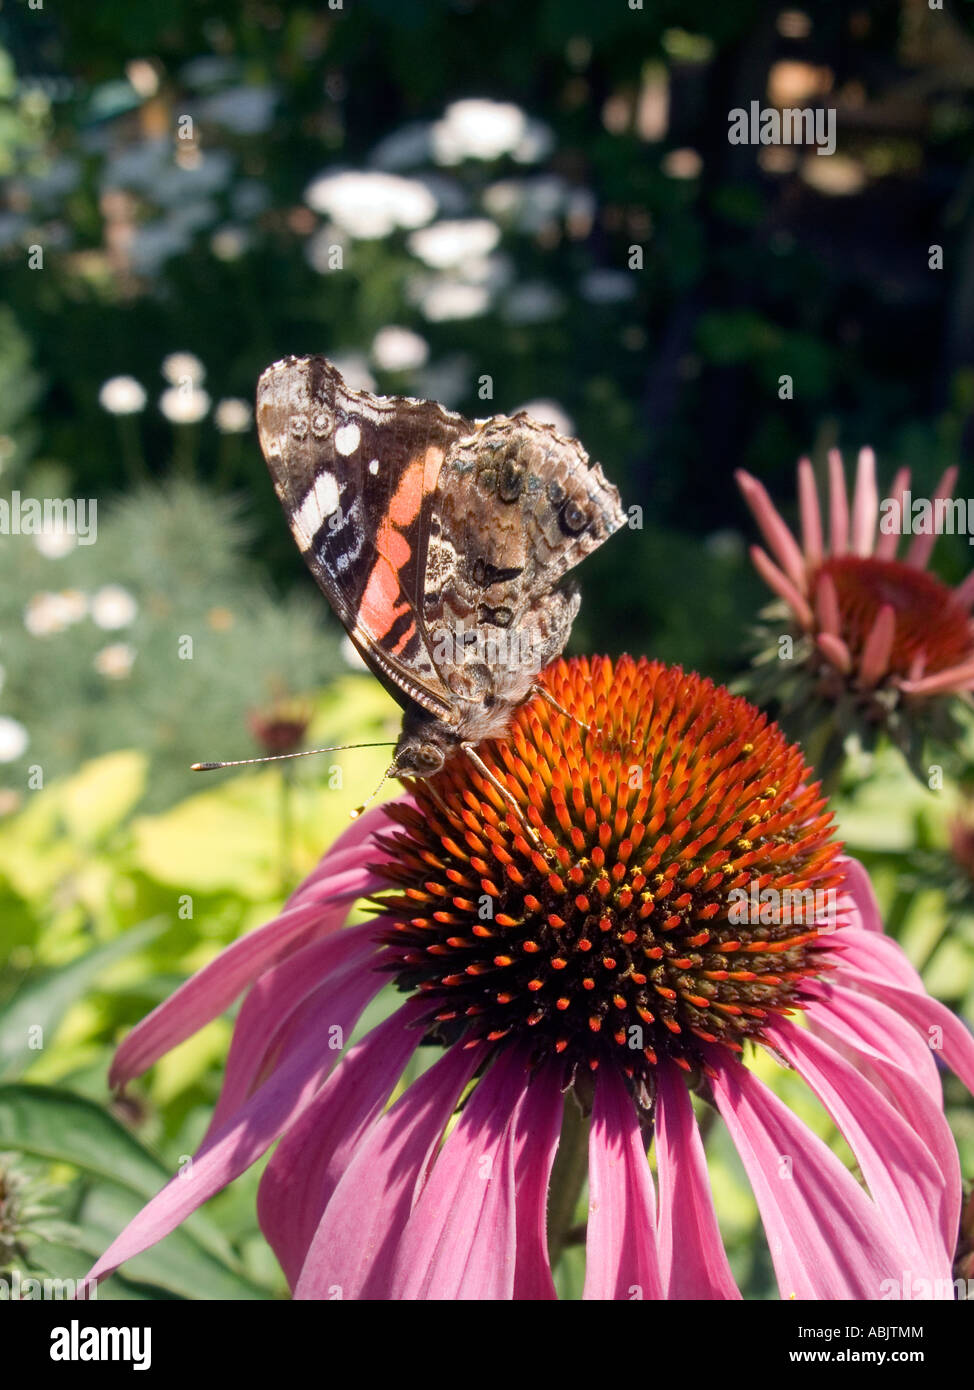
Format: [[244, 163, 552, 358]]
[[460, 743, 549, 857], [534, 683, 591, 732]]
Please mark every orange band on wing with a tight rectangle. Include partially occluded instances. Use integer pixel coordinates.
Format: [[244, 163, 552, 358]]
[[359, 446, 445, 644]]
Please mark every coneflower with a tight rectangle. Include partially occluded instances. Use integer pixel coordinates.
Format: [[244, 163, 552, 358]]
[[737, 449, 974, 778], [85, 657, 974, 1299]]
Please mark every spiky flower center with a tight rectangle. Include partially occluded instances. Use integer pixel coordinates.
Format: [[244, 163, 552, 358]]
[[818, 555, 972, 678], [374, 656, 844, 1096]]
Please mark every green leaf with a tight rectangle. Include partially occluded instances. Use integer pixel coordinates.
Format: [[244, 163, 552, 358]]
[[0, 917, 168, 1080]]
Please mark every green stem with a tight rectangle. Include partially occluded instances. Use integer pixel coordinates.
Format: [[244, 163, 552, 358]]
[[547, 1092, 589, 1269]]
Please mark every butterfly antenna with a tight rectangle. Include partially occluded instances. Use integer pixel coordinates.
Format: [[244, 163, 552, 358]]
[[350, 761, 398, 819], [191, 741, 396, 772]]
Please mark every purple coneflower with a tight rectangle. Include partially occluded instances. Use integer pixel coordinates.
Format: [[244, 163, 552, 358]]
[[87, 657, 974, 1299], [737, 450, 974, 774]]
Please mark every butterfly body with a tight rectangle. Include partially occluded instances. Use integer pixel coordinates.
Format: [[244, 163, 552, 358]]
[[256, 356, 625, 782]]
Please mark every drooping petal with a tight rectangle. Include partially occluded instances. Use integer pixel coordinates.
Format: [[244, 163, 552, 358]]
[[857, 603, 896, 688], [828, 448, 849, 554], [797, 457, 823, 567], [708, 1054, 912, 1299], [768, 1019, 956, 1276], [736, 471, 808, 593], [387, 1048, 536, 1300], [899, 660, 974, 696], [109, 862, 383, 1088], [257, 996, 431, 1288], [748, 545, 814, 628], [204, 921, 380, 1138], [906, 466, 958, 570], [654, 1058, 740, 1299], [284, 802, 400, 905], [84, 956, 383, 1288], [814, 569, 841, 636], [816, 631, 852, 673], [583, 1063, 663, 1300], [851, 446, 878, 556], [875, 466, 910, 560], [836, 855, 884, 933], [291, 1039, 483, 1299], [511, 1059, 564, 1300]]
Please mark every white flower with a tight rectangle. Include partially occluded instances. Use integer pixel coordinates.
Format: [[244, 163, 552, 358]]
[[304, 170, 436, 239], [414, 279, 490, 322], [432, 99, 527, 163], [94, 643, 137, 680], [91, 584, 138, 630], [98, 375, 147, 415], [34, 528, 77, 559], [407, 218, 500, 269], [214, 397, 252, 433], [515, 399, 575, 438], [159, 385, 211, 424], [371, 326, 429, 373], [0, 716, 28, 762], [210, 225, 249, 261], [24, 590, 87, 636], [161, 352, 206, 386], [327, 354, 376, 392]]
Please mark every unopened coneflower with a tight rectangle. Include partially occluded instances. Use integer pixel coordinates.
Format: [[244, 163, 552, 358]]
[[737, 449, 974, 778], [85, 657, 974, 1299]]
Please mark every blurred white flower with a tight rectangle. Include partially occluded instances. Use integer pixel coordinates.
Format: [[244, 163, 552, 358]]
[[433, 99, 527, 163], [159, 385, 211, 423], [0, 716, 28, 763], [515, 399, 575, 437], [34, 528, 77, 559], [214, 397, 252, 433], [369, 122, 434, 170], [24, 590, 87, 636], [502, 281, 564, 323], [414, 279, 491, 322], [304, 171, 436, 239], [413, 355, 471, 408], [94, 643, 137, 680], [162, 352, 206, 386], [407, 218, 500, 269], [199, 85, 278, 135], [580, 269, 637, 304], [99, 375, 147, 415], [91, 584, 138, 630], [210, 225, 250, 261], [371, 326, 429, 372]]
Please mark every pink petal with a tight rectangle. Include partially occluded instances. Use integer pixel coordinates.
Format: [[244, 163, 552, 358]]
[[654, 1058, 740, 1299], [257, 997, 431, 1289], [797, 457, 823, 567], [512, 1060, 564, 1300], [204, 921, 380, 1138], [768, 1019, 956, 1275], [816, 631, 852, 673], [708, 1053, 911, 1299], [84, 957, 382, 1288], [851, 447, 878, 556], [836, 855, 884, 933], [736, 470, 808, 593], [291, 1039, 483, 1299], [828, 448, 849, 554], [875, 466, 910, 560], [583, 1063, 663, 1300], [748, 546, 814, 628], [814, 569, 841, 636], [284, 801, 402, 905], [110, 861, 383, 1088], [906, 466, 959, 569], [387, 1048, 535, 1299], [899, 660, 974, 696], [857, 603, 896, 688]]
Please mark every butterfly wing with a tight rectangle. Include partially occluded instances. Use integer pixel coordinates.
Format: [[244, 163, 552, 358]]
[[256, 356, 474, 721], [422, 412, 627, 710]]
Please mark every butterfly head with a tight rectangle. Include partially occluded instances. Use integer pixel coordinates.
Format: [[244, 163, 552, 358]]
[[391, 708, 460, 781]]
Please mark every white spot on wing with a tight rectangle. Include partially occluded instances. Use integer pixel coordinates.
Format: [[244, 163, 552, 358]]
[[292, 471, 340, 551], [368, 457, 380, 475], [334, 423, 361, 455]]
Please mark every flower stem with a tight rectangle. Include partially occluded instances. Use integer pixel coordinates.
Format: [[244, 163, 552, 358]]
[[547, 1091, 589, 1269]]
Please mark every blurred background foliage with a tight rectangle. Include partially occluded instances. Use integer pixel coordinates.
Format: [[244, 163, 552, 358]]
[[1, 0, 973, 1298]]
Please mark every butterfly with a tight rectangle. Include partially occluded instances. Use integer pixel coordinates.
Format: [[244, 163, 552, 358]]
[[254, 355, 626, 805]]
